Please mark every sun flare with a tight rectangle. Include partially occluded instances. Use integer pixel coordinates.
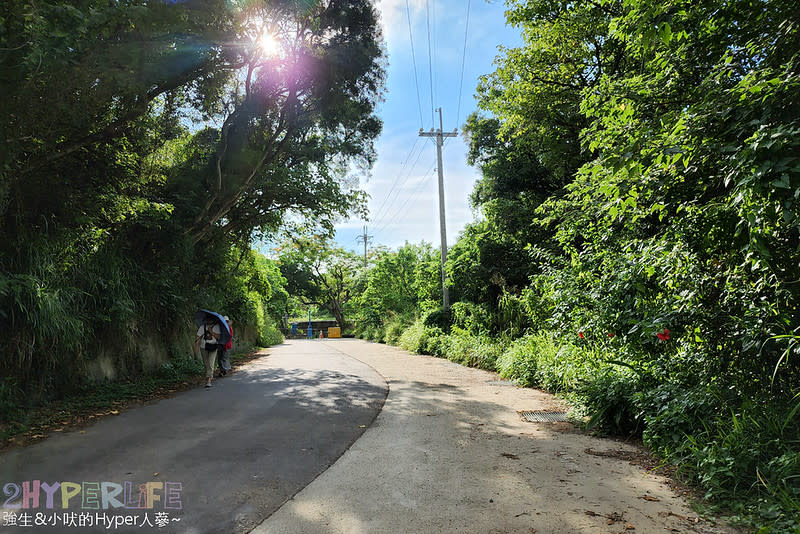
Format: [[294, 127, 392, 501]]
[[259, 31, 279, 56]]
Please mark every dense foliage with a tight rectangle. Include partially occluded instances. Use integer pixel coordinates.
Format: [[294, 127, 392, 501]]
[[0, 0, 385, 403], [354, 0, 800, 530], [277, 235, 363, 327]]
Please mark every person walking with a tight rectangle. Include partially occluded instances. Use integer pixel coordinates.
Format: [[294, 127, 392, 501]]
[[217, 316, 233, 376], [194, 316, 221, 388]]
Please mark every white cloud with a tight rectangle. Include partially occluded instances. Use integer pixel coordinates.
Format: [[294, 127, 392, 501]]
[[375, 0, 427, 44]]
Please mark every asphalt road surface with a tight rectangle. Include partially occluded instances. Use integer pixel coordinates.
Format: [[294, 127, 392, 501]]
[[0, 341, 387, 534]]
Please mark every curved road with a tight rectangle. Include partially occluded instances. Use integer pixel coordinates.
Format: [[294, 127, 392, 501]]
[[0, 341, 387, 533]]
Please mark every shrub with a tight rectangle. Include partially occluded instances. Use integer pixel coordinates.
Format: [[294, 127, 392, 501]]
[[423, 306, 452, 332], [259, 322, 284, 346], [450, 301, 491, 334], [384, 320, 407, 345], [369, 325, 386, 343], [0, 378, 22, 422], [423, 328, 448, 357], [640, 384, 722, 458], [440, 328, 504, 371], [577, 366, 643, 435], [497, 334, 552, 387], [662, 396, 800, 531], [399, 319, 430, 352]]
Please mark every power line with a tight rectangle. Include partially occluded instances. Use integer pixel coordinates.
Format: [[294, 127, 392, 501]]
[[370, 139, 427, 228], [432, 0, 438, 120], [405, 0, 424, 129], [371, 146, 428, 231], [425, 0, 434, 127], [456, 0, 472, 128], [370, 137, 421, 224], [373, 164, 436, 236]]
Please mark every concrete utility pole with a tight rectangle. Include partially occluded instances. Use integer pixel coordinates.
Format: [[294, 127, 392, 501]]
[[419, 108, 457, 309], [355, 226, 372, 268]]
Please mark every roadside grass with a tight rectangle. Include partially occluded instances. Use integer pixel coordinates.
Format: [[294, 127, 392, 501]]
[[0, 347, 266, 450]]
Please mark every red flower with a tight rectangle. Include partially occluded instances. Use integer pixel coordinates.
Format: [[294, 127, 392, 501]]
[[578, 331, 585, 339], [656, 329, 671, 341], [607, 333, 615, 338]]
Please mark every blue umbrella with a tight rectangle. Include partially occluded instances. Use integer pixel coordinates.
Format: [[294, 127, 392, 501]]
[[194, 309, 232, 346]]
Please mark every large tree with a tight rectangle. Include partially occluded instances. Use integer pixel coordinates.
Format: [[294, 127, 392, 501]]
[[0, 0, 385, 391], [278, 236, 362, 328], [455, 0, 626, 314]]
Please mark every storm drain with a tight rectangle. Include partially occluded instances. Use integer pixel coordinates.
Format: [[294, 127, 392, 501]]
[[519, 410, 569, 423], [485, 380, 518, 387]]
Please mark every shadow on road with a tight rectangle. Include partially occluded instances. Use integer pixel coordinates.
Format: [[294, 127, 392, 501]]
[[0, 346, 387, 534]]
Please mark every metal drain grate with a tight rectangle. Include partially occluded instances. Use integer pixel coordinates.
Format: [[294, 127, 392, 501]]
[[519, 410, 569, 423], [485, 380, 517, 387]]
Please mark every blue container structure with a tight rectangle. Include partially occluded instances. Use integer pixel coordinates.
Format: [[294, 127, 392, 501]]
[[291, 323, 297, 336]]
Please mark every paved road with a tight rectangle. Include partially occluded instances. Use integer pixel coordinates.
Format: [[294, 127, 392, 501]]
[[254, 339, 738, 534], [0, 341, 387, 534]]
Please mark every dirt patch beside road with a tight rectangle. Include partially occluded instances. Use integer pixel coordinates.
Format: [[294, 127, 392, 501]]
[[253, 339, 739, 534]]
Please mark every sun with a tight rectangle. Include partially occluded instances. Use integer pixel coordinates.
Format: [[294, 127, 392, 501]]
[[259, 30, 280, 56]]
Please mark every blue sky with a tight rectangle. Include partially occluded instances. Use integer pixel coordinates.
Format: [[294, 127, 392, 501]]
[[333, 0, 523, 254]]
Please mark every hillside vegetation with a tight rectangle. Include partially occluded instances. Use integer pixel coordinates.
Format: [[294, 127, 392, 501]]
[[1, 1, 385, 403], [349, 1, 800, 531]]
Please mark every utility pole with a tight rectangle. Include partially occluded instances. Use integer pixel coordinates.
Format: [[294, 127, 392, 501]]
[[419, 108, 457, 309], [355, 225, 372, 268]]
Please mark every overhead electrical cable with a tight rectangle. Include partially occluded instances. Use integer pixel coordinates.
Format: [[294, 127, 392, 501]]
[[370, 142, 429, 230], [426, 0, 435, 127], [405, 0, 425, 129], [370, 137, 422, 224], [456, 0, 472, 128], [432, 0, 438, 120], [374, 164, 437, 236]]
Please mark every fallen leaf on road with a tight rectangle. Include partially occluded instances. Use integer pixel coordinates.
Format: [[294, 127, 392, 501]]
[[110, 410, 119, 415], [359, 425, 366, 428], [641, 495, 660, 502], [625, 524, 636, 530], [501, 453, 520, 460]]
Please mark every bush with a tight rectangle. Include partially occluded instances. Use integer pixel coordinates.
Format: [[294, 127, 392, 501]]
[[0, 378, 22, 422], [399, 319, 431, 353], [450, 301, 491, 334], [423, 306, 452, 332], [423, 328, 448, 357], [259, 322, 284, 346], [655, 396, 800, 532], [440, 328, 505, 371], [640, 384, 722, 459], [384, 320, 407, 345], [497, 334, 551, 387], [577, 366, 643, 435]]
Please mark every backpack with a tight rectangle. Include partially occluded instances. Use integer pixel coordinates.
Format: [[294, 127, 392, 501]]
[[203, 325, 219, 352], [224, 324, 233, 350]]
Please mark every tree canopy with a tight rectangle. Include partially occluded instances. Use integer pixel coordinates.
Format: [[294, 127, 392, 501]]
[[277, 235, 362, 327], [0, 0, 385, 393]]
